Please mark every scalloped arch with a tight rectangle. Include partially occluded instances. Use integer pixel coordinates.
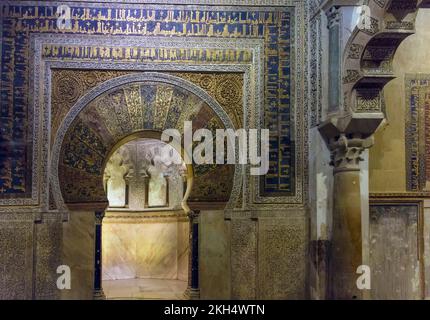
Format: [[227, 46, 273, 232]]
[[342, 0, 428, 112]]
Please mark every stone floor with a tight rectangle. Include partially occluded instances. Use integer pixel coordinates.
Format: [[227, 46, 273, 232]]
[[103, 278, 187, 300]]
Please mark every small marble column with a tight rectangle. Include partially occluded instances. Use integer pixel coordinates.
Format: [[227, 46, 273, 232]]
[[180, 169, 188, 199], [124, 173, 132, 208], [328, 134, 372, 299], [93, 210, 106, 300], [184, 210, 200, 300], [143, 174, 149, 209], [163, 173, 170, 207]]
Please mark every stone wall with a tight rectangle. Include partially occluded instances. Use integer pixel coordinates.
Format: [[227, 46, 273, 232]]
[[199, 210, 231, 299]]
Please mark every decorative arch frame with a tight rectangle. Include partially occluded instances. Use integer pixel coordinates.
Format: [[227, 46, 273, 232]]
[[321, 1, 430, 142], [342, 0, 430, 117], [50, 72, 241, 213]]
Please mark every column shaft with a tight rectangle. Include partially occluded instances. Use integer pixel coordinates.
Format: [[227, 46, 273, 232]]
[[93, 211, 106, 300], [184, 210, 200, 299], [330, 170, 363, 299], [327, 6, 341, 113]]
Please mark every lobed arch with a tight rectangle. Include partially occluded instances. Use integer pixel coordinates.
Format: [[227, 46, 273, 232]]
[[50, 72, 240, 213], [342, 0, 430, 126], [102, 130, 194, 212]]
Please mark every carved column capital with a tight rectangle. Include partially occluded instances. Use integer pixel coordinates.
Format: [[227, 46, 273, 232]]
[[180, 171, 188, 183], [95, 211, 105, 225], [327, 6, 340, 29], [140, 168, 149, 179], [329, 134, 374, 172], [124, 169, 134, 183], [187, 210, 200, 223], [94, 210, 106, 300]]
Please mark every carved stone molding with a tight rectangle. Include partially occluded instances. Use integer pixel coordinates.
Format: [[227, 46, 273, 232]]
[[319, 113, 384, 141], [348, 43, 364, 60], [355, 88, 382, 113], [369, 192, 430, 199]]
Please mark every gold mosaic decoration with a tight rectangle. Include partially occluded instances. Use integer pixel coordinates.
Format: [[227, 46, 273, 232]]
[[51, 70, 244, 143], [170, 72, 244, 129], [51, 70, 242, 203], [51, 69, 131, 145]]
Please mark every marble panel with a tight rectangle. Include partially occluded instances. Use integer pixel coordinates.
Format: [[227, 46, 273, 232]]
[[177, 220, 189, 282], [135, 222, 178, 279], [102, 223, 136, 280], [102, 215, 188, 282], [199, 210, 231, 299], [369, 204, 422, 299], [61, 211, 95, 300]]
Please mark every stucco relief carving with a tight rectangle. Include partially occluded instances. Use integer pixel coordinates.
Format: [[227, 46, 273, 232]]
[[257, 217, 306, 299], [231, 218, 257, 299], [0, 221, 33, 299], [342, 0, 420, 117], [34, 219, 62, 299]]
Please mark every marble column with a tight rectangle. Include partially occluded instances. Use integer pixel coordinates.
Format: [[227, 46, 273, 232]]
[[184, 210, 200, 300], [93, 211, 106, 300], [180, 170, 188, 204], [143, 175, 149, 209], [327, 6, 341, 113], [164, 173, 170, 207], [328, 134, 372, 299], [124, 173, 131, 208]]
